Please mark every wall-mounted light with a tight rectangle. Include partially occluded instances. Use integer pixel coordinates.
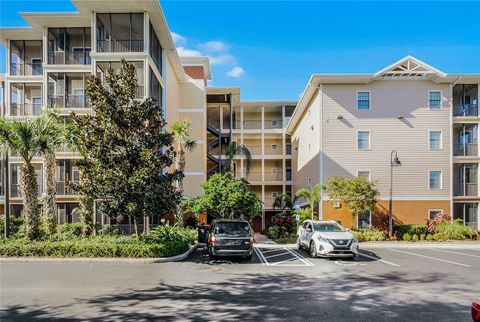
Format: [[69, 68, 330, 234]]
[[337, 115, 343, 120], [397, 116, 404, 120]]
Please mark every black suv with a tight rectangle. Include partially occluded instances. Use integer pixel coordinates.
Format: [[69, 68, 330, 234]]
[[207, 220, 254, 260]]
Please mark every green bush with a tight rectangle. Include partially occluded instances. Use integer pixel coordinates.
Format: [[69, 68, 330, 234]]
[[145, 225, 197, 245], [51, 223, 84, 240], [395, 224, 427, 238], [412, 234, 419, 242], [98, 225, 121, 237], [0, 216, 25, 239], [352, 228, 386, 242], [435, 219, 476, 240], [420, 234, 425, 241], [403, 233, 412, 241], [262, 225, 280, 239], [274, 234, 298, 244], [426, 234, 434, 241]]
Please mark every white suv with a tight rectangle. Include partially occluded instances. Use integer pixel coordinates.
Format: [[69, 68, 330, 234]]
[[297, 220, 359, 258]]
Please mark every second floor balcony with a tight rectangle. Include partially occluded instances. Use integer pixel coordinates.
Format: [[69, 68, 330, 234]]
[[48, 27, 91, 65], [453, 143, 478, 157], [48, 94, 90, 109], [9, 83, 42, 116], [9, 40, 43, 76], [453, 104, 479, 117]]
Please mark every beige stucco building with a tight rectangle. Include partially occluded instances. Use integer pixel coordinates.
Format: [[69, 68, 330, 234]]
[[1, 1, 479, 232]]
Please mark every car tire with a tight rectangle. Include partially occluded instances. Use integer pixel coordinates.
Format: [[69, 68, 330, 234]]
[[297, 238, 303, 250], [309, 241, 317, 258], [244, 254, 253, 261]]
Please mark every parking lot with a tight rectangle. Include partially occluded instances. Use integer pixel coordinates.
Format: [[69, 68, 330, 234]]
[[1, 243, 479, 321]]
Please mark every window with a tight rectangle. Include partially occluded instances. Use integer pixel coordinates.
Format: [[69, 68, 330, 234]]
[[357, 210, 371, 228], [272, 192, 278, 199], [271, 120, 278, 127], [357, 91, 370, 110], [357, 131, 370, 150], [357, 170, 371, 181], [429, 170, 442, 189], [307, 177, 312, 187], [428, 209, 443, 220], [429, 131, 442, 149], [429, 91, 442, 109], [271, 144, 278, 150]]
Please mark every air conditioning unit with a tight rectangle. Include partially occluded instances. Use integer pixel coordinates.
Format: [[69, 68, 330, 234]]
[[333, 202, 341, 209]]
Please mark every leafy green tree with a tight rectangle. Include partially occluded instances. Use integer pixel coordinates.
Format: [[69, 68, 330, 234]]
[[324, 175, 379, 214], [71, 59, 182, 238], [295, 183, 322, 220], [294, 208, 312, 223], [0, 118, 42, 239], [273, 193, 294, 210], [37, 110, 65, 235], [223, 142, 252, 175], [184, 173, 261, 220]]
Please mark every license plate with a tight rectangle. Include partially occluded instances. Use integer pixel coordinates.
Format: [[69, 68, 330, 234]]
[[225, 240, 242, 245]]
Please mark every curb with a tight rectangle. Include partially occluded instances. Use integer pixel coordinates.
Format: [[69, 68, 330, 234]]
[[0, 243, 199, 264], [359, 242, 480, 250]]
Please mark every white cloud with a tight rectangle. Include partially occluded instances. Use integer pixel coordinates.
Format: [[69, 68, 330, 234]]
[[199, 41, 229, 53], [176, 46, 203, 57], [209, 54, 236, 65], [171, 32, 186, 46], [226, 67, 245, 78]]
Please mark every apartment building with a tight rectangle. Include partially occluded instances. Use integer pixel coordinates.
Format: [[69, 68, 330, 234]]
[[287, 56, 480, 231]]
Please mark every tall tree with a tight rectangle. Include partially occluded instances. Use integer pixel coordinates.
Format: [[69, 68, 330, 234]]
[[223, 142, 252, 175], [324, 175, 379, 214], [184, 173, 261, 220], [295, 183, 322, 221], [71, 59, 182, 238], [37, 111, 65, 235], [171, 119, 197, 226], [0, 118, 42, 239]]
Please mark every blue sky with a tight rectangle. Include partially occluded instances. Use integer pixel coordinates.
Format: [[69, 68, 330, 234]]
[[1, 1, 480, 100]]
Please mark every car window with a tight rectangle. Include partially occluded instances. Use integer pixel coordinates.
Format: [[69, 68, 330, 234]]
[[307, 223, 312, 230], [303, 222, 309, 229], [214, 222, 251, 237], [313, 222, 345, 232]]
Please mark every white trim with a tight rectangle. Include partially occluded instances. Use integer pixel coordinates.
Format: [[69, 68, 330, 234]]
[[356, 130, 371, 150], [184, 172, 203, 176], [356, 90, 371, 110], [177, 108, 204, 113], [357, 170, 371, 181], [357, 210, 372, 229], [428, 209, 444, 220], [428, 130, 443, 150], [428, 90, 443, 110], [428, 170, 443, 189]]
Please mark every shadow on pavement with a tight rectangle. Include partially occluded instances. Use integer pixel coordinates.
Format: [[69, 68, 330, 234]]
[[181, 244, 260, 265], [1, 271, 473, 321]]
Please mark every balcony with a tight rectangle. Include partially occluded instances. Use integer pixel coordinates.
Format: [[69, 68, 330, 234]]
[[242, 120, 262, 130], [264, 172, 284, 181], [48, 94, 90, 109], [48, 51, 91, 65], [244, 172, 262, 181], [56, 182, 79, 196], [453, 143, 478, 157], [264, 119, 283, 129], [96, 13, 144, 53], [453, 104, 479, 117], [454, 183, 478, 197], [10, 62, 43, 76], [10, 103, 42, 117], [97, 39, 143, 53]]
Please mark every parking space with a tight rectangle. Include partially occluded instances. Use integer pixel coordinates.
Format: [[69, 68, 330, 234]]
[[254, 246, 314, 266]]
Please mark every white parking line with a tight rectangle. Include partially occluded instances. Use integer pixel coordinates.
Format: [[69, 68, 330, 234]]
[[270, 257, 299, 266], [287, 248, 314, 266], [264, 252, 292, 259], [431, 249, 480, 259], [358, 252, 400, 267], [253, 247, 268, 266], [387, 248, 472, 268], [260, 248, 286, 255]]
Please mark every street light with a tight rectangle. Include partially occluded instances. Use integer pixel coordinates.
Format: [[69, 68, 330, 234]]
[[389, 150, 402, 238]]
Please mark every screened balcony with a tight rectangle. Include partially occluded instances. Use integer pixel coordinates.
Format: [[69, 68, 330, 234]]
[[96, 13, 144, 52], [453, 84, 479, 117], [10, 163, 43, 198], [9, 40, 43, 76], [96, 61, 144, 98], [453, 124, 478, 157], [48, 28, 91, 65], [453, 164, 478, 197], [9, 83, 42, 116], [47, 73, 90, 109], [56, 160, 80, 196], [453, 203, 478, 231]]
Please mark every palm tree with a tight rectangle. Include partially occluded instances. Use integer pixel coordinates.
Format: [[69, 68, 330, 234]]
[[295, 183, 322, 221], [0, 118, 42, 239], [224, 142, 252, 176], [37, 111, 65, 235], [172, 120, 197, 226], [272, 193, 294, 210]]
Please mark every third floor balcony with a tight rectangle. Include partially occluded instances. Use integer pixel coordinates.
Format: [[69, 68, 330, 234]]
[[9, 40, 42, 76], [48, 27, 91, 65], [96, 13, 144, 53]]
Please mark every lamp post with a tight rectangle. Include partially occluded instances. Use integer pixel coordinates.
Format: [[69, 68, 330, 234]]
[[389, 150, 402, 238]]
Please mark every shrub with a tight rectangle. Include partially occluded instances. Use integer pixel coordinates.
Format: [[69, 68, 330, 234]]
[[426, 213, 452, 234], [395, 224, 427, 238], [263, 225, 280, 239], [420, 234, 425, 241], [274, 234, 298, 244], [403, 233, 412, 241], [98, 225, 121, 237], [51, 223, 83, 240], [0, 216, 25, 239], [146, 225, 197, 245], [426, 234, 434, 241], [435, 219, 476, 240], [412, 234, 419, 242], [352, 228, 386, 242]]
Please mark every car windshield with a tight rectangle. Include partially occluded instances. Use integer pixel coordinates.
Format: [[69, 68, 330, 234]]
[[313, 222, 345, 232], [214, 222, 251, 237]]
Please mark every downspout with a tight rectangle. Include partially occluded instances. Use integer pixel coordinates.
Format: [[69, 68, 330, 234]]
[[319, 84, 324, 220]]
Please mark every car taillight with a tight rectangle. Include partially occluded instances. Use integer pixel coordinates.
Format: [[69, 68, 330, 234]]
[[210, 234, 216, 246], [250, 236, 254, 243]]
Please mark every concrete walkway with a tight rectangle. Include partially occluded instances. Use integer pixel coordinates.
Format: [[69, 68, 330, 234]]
[[253, 233, 277, 244]]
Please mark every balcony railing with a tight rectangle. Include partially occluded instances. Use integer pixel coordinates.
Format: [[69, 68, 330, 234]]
[[244, 172, 262, 181], [453, 104, 479, 117], [242, 120, 262, 130], [10, 103, 42, 116], [264, 172, 284, 181], [453, 143, 478, 157], [264, 119, 283, 129], [11, 184, 21, 198], [48, 51, 91, 65], [243, 146, 263, 155], [56, 182, 79, 195], [264, 146, 283, 155], [48, 94, 90, 109], [10, 62, 43, 76], [454, 183, 478, 197], [97, 39, 144, 53]]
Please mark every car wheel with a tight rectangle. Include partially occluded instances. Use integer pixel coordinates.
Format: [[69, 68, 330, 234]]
[[244, 254, 253, 261], [309, 241, 317, 258], [297, 238, 303, 250]]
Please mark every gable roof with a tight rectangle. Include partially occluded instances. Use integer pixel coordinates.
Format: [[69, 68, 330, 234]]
[[373, 55, 447, 79]]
